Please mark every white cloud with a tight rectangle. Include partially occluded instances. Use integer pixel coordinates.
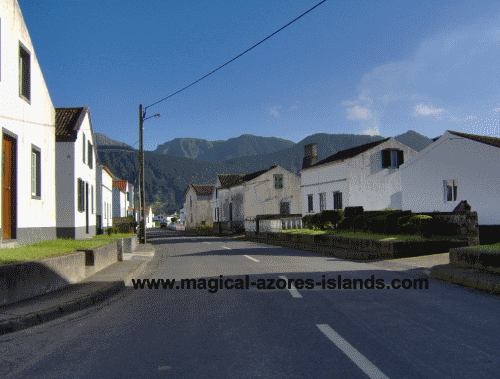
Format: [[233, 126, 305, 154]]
[[341, 18, 500, 136], [346, 105, 372, 120], [359, 125, 380, 136], [268, 106, 281, 118], [414, 104, 445, 116]]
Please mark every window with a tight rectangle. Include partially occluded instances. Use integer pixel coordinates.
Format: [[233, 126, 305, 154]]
[[382, 149, 404, 169], [91, 185, 94, 214], [19, 43, 30, 101], [280, 201, 290, 215], [104, 202, 107, 219], [190, 196, 192, 208], [82, 134, 86, 164], [77, 178, 85, 212], [444, 180, 458, 202], [201, 221, 206, 225], [308, 195, 314, 213], [333, 191, 343, 210], [88, 142, 93, 169], [274, 174, 283, 189], [31, 147, 41, 198], [319, 193, 326, 212]]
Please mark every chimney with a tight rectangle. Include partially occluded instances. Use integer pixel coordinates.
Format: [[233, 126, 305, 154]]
[[302, 143, 318, 170]]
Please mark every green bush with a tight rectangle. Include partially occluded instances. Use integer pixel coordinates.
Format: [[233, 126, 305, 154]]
[[364, 215, 389, 234], [321, 210, 344, 227], [302, 215, 314, 229], [431, 217, 461, 236], [344, 206, 364, 219], [407, 215, 433, 237], [385, 211, 411, 234], [106, 227, 114, 236]]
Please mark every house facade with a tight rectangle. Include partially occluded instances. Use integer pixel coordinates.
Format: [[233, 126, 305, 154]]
[[300, 138, 417, 215], [96, 164, 114, 233], [55, 107, 97, 239], [0, 0, 57, 246], [213, 166, 301, 224], [129, 206, 154, 228], [112, 180, 128, 218], [401, 130, 500, 225], [184, 185, 214, 229]]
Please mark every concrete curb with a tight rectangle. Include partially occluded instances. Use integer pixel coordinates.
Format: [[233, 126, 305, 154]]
[[0, 256, 153, 336], [430, 264, 500, 294]]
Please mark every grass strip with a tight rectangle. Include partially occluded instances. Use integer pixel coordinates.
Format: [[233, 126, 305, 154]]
[[0, 238, 113, 265], [92, 233, 135, 240], [281, 229, 464, 242]]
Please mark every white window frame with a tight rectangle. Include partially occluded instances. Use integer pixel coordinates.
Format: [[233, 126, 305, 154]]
[[444, 179, 458, 202], [319, 192, 326, 212], [31, 146, 41, 199]]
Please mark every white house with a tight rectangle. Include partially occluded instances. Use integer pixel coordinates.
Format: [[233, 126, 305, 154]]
[[213, 165, 302, 225], [112, 180, 128, 218], [96, 164, 114, 233], [129, 206, 154, 228], [401, 130, 500, 225], [55, 107, 97, 239], [0, 0, 57, 247], [179, 205, 186, 225], [184, 185, 214, 229], [300, 139, 417, 214]]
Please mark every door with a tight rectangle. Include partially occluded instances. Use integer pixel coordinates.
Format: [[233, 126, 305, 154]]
[[85, 182, 89, 234], [2, 135, 16, 240]]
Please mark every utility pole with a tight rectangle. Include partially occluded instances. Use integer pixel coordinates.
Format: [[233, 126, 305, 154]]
[[139, 104, 145, 243], [138, 105, 160, 243]]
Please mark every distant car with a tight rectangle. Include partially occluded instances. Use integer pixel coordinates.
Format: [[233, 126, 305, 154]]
[[159, 221, 168, 229]]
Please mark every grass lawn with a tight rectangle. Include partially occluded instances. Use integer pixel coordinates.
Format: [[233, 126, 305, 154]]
[[464, 243, 500, 251], [93, 233, 135, 240], [281, 228, 465, 242], [0, 238, 114, 266]]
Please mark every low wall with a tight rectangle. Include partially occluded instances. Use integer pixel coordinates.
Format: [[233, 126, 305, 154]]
[[0, 252, 86, 306], [0, 242, 118, 306], [449, 247, 500, 274], [248, 232, 468, 259]]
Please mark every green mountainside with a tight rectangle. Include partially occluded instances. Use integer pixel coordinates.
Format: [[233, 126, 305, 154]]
[[96, 130, 432, 214], [153, 134, 295, 162]]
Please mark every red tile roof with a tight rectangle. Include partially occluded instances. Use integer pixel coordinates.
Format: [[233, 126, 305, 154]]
[[217, 167, 273, 189], [102, 166, 115, 179], [183, 184, 215, 196], [112, 180, 127, 193], [55, 107, 88, 142]]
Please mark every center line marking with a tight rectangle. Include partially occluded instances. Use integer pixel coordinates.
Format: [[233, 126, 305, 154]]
[[244, 255, 260, 262], [222, 246, 231, 249], [279, 276, 302, 298], [316, 324, 390, 379], [204, 242, 211, 244]]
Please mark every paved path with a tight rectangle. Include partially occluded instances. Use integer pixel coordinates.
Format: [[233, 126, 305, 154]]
[[1, 231, 499, 378]]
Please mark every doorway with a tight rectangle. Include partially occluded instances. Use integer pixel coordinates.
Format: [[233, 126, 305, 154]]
[[2, 134, 16, 240]]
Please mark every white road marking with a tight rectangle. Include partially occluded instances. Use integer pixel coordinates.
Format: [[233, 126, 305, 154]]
[[204, 242, 211, 244], [243, 255, 260, 262], [222, 246, 231, 249], [279, 276, 302, 298], [158, 366, 170, 370], [316, 324, 390, 379]]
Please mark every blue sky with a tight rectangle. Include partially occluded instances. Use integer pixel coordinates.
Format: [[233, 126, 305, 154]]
[[19, 0, 500, 150]]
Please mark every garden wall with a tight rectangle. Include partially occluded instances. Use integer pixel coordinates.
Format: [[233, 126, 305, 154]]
[[449, 247, 500, 274], [248, 232, 468, 259]]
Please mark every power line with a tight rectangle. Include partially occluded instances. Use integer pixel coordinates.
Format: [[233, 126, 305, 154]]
[[145, 0, 326, 110]]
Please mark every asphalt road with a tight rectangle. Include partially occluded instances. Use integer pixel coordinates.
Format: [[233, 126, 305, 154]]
[[1, 229, 500, 378]]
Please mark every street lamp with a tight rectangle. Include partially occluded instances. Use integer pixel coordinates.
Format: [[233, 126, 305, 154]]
[[138, 104, 161, 244]]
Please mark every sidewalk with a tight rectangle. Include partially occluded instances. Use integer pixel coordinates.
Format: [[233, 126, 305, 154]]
[[0, 243, 155, 336]]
